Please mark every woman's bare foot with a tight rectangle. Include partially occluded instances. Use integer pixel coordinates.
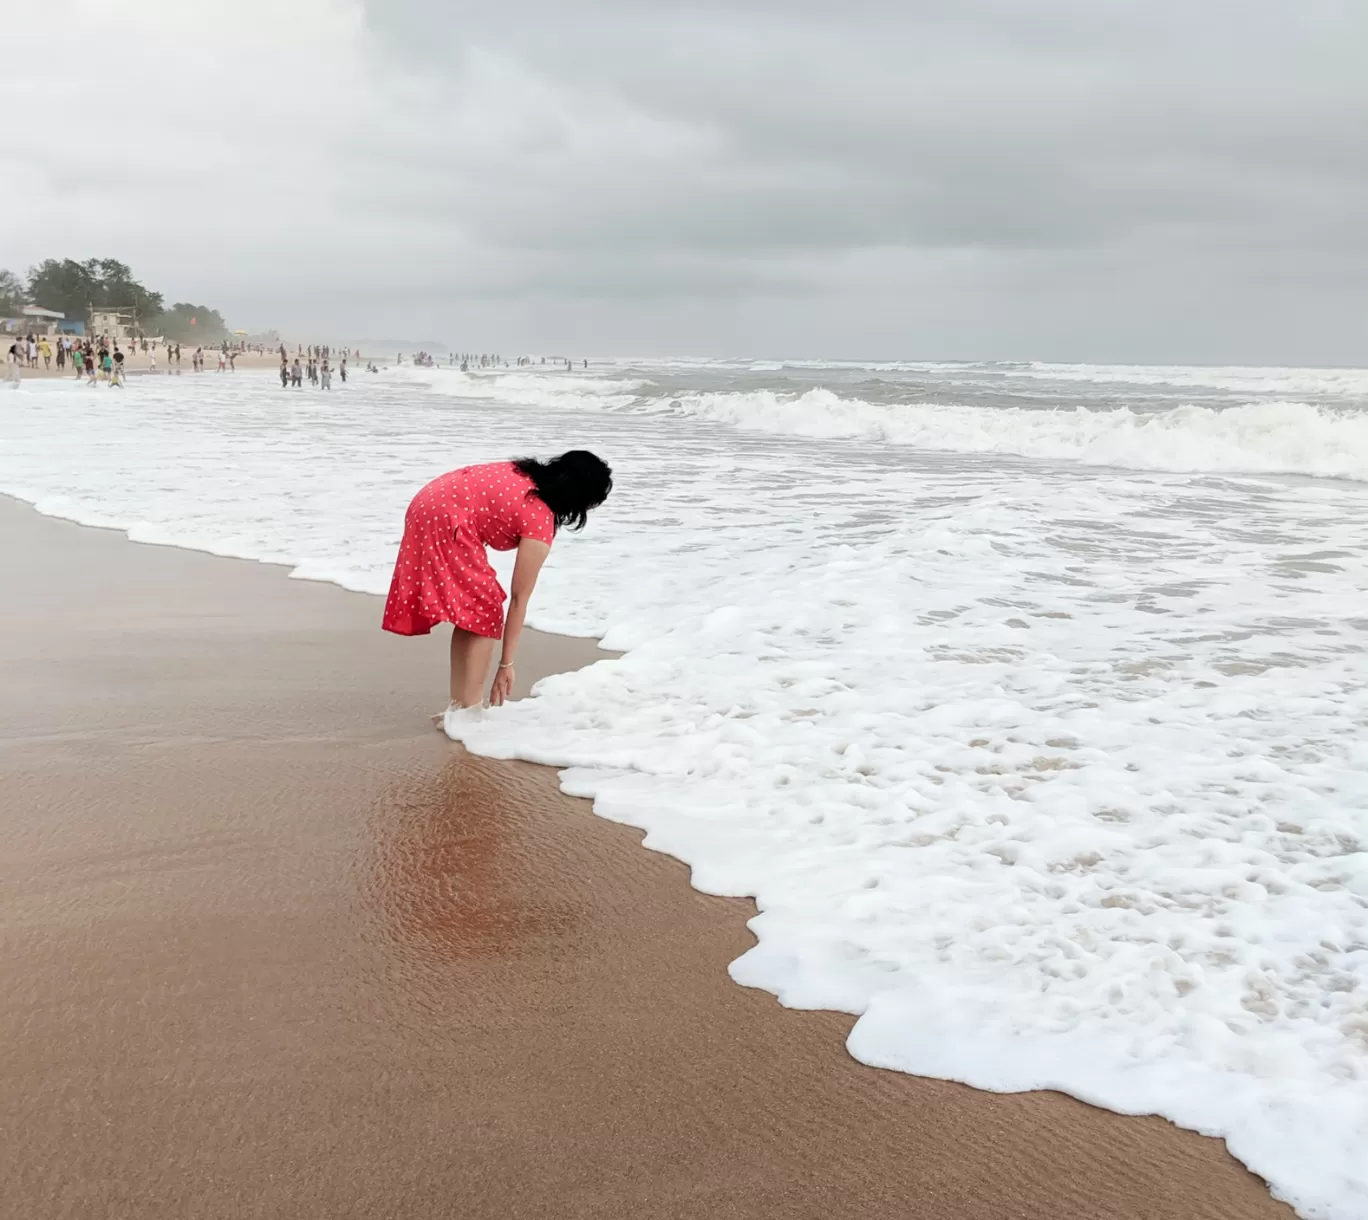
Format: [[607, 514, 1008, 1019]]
[[441, 701, 485, 741]]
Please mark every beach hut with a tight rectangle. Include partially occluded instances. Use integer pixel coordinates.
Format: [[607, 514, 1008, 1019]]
[[19, 305, 66, 337]]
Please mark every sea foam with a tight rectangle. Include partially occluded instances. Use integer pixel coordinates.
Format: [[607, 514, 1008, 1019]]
[[412, 368, 1368, 484]]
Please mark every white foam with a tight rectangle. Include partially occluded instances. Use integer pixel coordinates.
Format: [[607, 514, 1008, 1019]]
[[1023, 360, 1368, 399], [3, 366, 1368, 1218], [397, 365, 646, 412], [395, 362, 1368, 484], [674, 392, 1368, 481], [451, 378, 1368, 484]]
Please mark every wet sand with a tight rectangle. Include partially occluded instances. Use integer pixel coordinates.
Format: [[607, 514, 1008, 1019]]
[[0, 496, 1293, 1220]]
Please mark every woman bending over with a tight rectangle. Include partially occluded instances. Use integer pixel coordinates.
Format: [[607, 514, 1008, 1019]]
[[382, 451, 612, 738]]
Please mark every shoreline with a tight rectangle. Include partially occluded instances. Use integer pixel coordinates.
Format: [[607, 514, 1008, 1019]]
[[0, 495, 1293, 1218]]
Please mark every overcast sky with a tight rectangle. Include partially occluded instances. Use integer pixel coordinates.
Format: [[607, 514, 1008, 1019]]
[[2, 0, 1365, 362]]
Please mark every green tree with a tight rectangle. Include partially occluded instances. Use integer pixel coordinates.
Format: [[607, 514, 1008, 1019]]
[[26, 258, 164, 324], [0, 268, 24, 314], [92, 258, 163, 318], [154, 302, 228, 343]]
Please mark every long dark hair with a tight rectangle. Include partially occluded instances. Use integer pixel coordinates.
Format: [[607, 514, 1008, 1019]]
[[513, 451, 613, 533]]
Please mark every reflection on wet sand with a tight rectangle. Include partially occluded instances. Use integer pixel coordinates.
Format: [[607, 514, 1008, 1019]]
[[369, 752, 581, 966]]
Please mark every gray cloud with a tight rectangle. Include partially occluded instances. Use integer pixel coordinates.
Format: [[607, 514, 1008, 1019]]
[[1, 0, 1365, 361]]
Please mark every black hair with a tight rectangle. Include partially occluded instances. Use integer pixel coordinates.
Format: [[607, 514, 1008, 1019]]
[[513, 450, 613, 533]]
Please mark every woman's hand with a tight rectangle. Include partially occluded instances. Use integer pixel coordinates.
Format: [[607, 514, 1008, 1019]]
[[489, 663, 515, 707]]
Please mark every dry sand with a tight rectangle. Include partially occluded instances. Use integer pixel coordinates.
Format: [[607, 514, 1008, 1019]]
[[0, 496, 1294, 1220]]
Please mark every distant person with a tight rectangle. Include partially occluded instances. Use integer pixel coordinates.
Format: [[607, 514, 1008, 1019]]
[[381, 452, 613, 738], [55, 340, 66, 371], [39, 338, 52, 369], [99, 347, 113, 382], [291, 357, 303, 387], [5, 341, 21, 387], [217, 349, 226, 372], [339, 356, 347, 383], [149, 349, 157, 373], [279, 359, 289, 388], [320, 359, 332, 390]]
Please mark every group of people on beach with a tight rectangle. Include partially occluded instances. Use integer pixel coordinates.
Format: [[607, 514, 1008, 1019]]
[[279, 344, 346, 390], [8, 333, 52, 369], [6, 334, 133, 386], [150, 343, 224, 372], [437, 352, 589, 372], [511, 355, 590, 371], [1, 330, 265, 386]]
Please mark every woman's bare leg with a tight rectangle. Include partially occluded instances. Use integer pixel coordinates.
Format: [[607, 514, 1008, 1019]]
[[449, 627, 497, 708]]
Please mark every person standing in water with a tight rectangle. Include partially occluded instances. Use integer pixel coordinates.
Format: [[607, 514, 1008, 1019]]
[[339, 355, 347, 383], [291, 357, 303, 387], [320, 358, 332, 389], [382, 452, 613, 738]]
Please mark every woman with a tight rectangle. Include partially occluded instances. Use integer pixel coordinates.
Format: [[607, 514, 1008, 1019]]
[[382, 451, 612, 738]]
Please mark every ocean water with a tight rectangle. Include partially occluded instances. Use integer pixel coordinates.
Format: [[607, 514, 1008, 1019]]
[[4, 358, 1368, 1218]]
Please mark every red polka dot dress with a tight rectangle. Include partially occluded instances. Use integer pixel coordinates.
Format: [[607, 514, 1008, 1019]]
[[382, 461, 555, 639]]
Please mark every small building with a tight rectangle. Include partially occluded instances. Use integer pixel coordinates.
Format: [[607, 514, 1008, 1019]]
[[19, 305, 66, 337], [89, 307, 139, 344]]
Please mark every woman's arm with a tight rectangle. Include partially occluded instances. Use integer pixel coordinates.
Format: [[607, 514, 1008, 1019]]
[[490, 537, 551, 706]]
